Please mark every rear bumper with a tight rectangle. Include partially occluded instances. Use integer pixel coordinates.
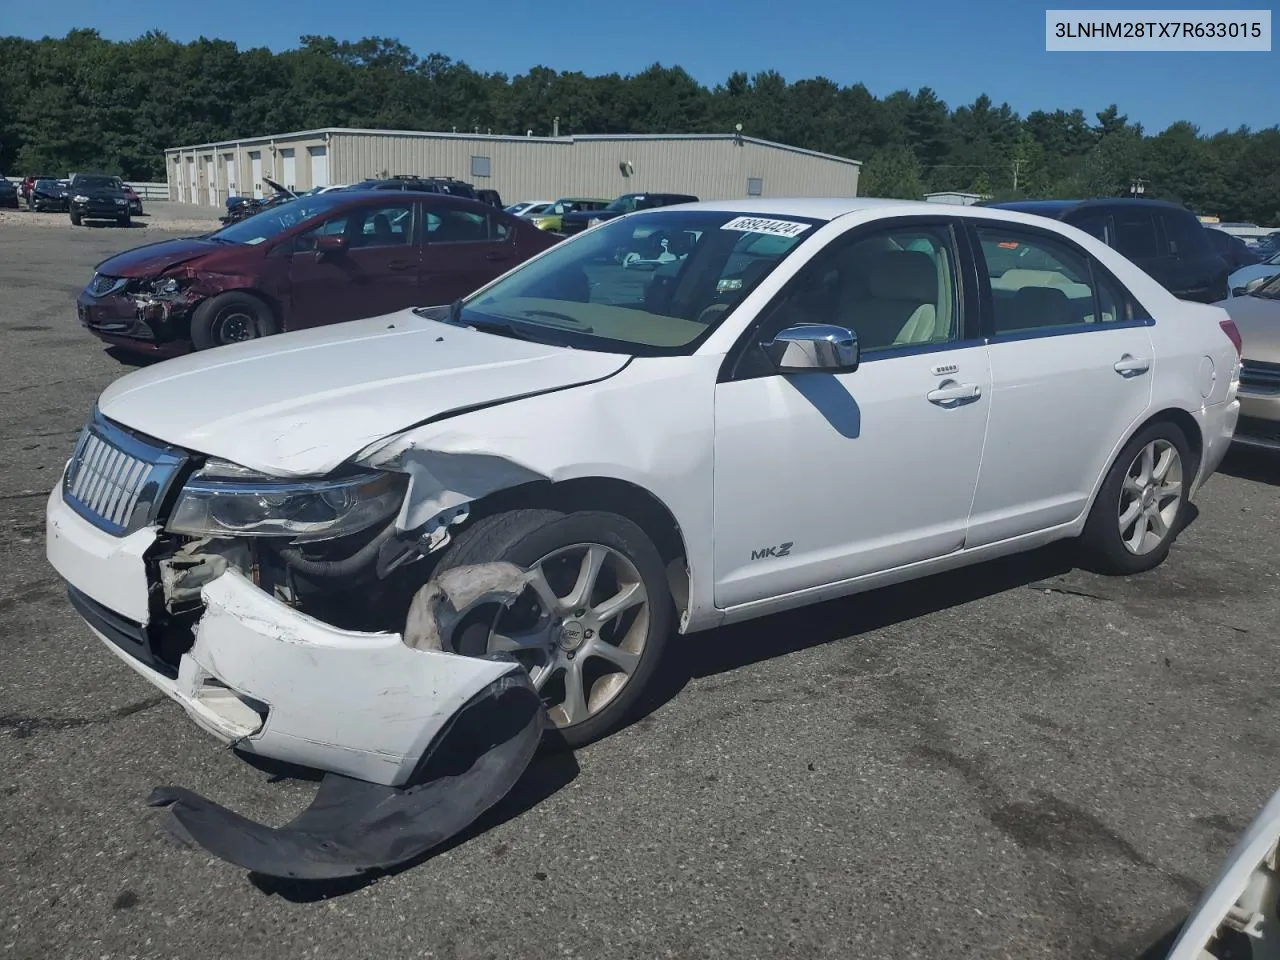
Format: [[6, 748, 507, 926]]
[[1234, 380, 1280, 451], [1197, 398, 1240, 490], [46, 487, 519, 787]]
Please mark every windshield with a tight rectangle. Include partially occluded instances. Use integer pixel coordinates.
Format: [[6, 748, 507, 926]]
[[1253, 272, 1280, 300], [208, 193, 350, 245], [453, 210, 823, 355], [604, 195, 641, 214], [73, 175, 119, 192], [35, 179, 60, 189]]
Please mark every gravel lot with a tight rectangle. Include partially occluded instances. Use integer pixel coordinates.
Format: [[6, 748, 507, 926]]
[[1, 221, 1278, 960], [0, 200, 219, 235]]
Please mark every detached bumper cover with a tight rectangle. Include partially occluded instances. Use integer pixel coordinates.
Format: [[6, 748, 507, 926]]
[[147, 668, 545, 880]]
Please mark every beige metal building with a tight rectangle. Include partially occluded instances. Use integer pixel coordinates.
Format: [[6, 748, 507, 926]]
[[164, 128, 861, 207]]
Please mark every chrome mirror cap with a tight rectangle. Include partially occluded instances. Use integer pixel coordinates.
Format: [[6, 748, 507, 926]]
[[761, 323, 859, 373]]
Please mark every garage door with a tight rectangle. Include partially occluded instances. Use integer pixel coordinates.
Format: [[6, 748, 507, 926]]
[[308, 145, 328, 188], [281, 149, 296, 191]]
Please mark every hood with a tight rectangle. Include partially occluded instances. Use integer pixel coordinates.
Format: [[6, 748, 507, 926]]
[[1219, 294, 1280, 364], [263, 175, 296, 198], [96, 309, 631, 477], [94, 237, 224, 279]]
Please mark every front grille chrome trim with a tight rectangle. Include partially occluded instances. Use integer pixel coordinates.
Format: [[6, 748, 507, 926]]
[[62, 410, 188, 536], [86, 273, 128, 298]]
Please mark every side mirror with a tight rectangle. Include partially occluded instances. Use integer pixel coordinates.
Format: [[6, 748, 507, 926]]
[[1244, 275, 1270, 293], [761, 323, 859, 374], [314, 234, 348, 259]]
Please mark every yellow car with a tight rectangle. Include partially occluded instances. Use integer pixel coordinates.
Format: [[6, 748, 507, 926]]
[[526, 197, 610, 232]]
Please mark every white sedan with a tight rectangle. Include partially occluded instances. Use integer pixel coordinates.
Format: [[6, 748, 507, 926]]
[[45, 198, 1242, 868]]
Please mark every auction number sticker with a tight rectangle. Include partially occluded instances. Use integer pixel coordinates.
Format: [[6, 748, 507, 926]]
[[720, 216, 812, 238]]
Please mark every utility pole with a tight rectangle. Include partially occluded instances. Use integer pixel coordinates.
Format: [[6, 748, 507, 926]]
[[1128, 177, 1148, 197], [1012, 159, 1023, 193]]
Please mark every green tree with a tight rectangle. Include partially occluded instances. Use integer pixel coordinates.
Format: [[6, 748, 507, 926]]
[[861, 145, 924, 199]]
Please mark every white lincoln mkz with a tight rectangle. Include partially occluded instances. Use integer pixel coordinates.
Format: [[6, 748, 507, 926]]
[[47, 197, 1242, 808]]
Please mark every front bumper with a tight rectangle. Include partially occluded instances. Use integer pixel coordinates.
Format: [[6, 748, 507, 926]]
[[46, 488, 523, 787], [72, 199, 129, 219], [77, 287, 193, 355], [1235, 381, 1280, 451]]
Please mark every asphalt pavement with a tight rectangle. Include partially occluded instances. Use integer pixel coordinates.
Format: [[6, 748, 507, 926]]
[[1, 218, 1279, 960]]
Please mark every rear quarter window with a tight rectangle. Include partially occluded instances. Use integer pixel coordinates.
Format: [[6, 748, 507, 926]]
[[1159, 211, 1212, 257]]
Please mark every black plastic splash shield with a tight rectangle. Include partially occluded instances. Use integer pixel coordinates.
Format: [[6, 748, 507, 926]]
[[145, 669, 546, 880]]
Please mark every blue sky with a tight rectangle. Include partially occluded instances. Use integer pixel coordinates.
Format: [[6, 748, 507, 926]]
[[1, 0, 1274, 135]]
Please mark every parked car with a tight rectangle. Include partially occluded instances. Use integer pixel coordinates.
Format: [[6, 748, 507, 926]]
[[1227, 248, 1280, 296], [526, 197, 611, 233], [0, 176, 18, 208], [558, 192, 699, 236], [76, 189, 558, 355], [114, 179, 143, 215], [1204, 226, 1261, 271], [26, 177, 69, 212], [986, 198, 1231, 303], [46, 198, 1241, 873], [1216, 271, 1280, 451], [474, 188, 503, 208], [67, 173, 132, 226], [505, 200, 551, 217], [221, 177, 297, 225]]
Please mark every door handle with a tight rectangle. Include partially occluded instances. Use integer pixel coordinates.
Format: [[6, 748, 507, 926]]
[[927, 381, 981, 405], [388, 260, 414, 271], [1113, 354, 1151, 375], [485, 250, 511, 261]]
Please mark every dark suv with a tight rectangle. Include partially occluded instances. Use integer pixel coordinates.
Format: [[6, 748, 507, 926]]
[[559, 192, 699, 236], [351, 176, 480, 200], [68, 173, 132, 227], [986, 198, 1230, 303]]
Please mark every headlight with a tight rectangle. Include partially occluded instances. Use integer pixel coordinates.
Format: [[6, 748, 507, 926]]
[[166, 459, 407, 541], [73, 194, 88, 202], [114, 198, 127, 205], [151, 277, 180, 295]]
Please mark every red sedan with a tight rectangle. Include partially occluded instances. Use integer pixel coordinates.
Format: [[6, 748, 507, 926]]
[[77, 191, 561, 356]]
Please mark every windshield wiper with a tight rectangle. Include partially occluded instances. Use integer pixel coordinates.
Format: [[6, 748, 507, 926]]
[[519, 309, 594, 332]]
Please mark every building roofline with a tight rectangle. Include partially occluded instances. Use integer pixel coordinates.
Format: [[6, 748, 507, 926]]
[[163, 127, 861, 166]]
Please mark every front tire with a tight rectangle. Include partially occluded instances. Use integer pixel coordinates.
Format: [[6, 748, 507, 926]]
[[189, 291, 279, 349], [428, 508, 673, 749], [69, 211, 82, 226], [117, 213, 130, 227], [1078, 421, 1192, 575]]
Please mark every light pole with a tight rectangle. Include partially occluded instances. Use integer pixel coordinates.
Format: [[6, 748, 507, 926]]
[[1128, 177, 1148, 198]]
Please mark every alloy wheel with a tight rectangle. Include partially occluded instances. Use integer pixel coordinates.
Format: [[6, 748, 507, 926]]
[[479, 542, 650, 729], [1117, 438, 1183, 555]]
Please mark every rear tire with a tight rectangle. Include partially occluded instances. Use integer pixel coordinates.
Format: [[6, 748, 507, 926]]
[[428, 508, 674, 750], [189, 291, 279, 349], [1078, 421, 1192, 575]]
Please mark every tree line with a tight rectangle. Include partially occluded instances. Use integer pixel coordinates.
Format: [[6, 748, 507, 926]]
[[1, 30, 1277, 223]]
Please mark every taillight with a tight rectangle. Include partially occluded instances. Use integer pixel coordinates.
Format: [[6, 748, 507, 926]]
[[1220, 317, 1243, 357]]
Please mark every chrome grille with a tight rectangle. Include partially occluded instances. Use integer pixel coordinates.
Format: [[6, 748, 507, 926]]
[[1240, 359, 1280, 392], [86, 274, 127, 298], [63, 412, 187, 536]]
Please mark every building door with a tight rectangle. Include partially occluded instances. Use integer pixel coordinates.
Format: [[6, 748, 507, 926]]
[[224, 154, 237, 199], [250, 151, 263, 199], [308, 145, 328, 188], [186, 158, 196, 205], [281, 148, 296, 191], [205, 157, 216, 205]]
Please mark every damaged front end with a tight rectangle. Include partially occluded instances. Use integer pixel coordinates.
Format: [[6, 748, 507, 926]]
[[50, 429, 559, 879], [78, 273, 203, 351]]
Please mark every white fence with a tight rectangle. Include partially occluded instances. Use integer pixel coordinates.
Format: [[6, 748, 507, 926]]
[[4, 177, 168, 200]]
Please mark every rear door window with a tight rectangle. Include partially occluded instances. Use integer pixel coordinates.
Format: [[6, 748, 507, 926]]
[[1067, 211, 1112, 244], [1111, 212, 1162, 259]]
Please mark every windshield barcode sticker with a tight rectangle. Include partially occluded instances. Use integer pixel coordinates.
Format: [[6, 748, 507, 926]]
[[720, 216, 812, 238]]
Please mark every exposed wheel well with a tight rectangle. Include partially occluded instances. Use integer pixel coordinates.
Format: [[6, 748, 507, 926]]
[[466, 477, 691, 624], [1139, 407, 1204, 479]]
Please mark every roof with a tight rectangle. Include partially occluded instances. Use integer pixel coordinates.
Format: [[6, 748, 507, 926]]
[[164, 128, 861, 167], [988, 197, 1194, 216], [924, 191, 989, 199]]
